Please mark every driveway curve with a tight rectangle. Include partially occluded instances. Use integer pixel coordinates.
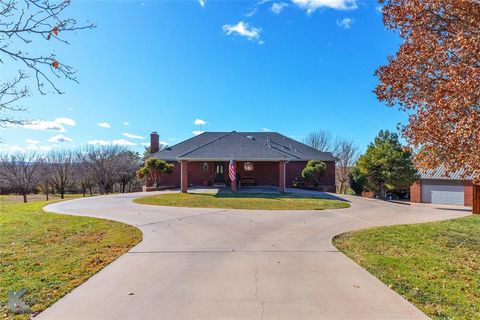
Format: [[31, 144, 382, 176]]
[[37, 192, 469, 320]]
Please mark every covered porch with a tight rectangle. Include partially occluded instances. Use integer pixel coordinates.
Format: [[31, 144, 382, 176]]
[[179, 160, 289, 193]]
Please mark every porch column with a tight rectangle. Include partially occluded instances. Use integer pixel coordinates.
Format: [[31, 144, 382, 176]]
[[181, 160, 188, 193], [230, 160, 237, 192], [474, 184, 480, 215], [279, 161, 286, 193]]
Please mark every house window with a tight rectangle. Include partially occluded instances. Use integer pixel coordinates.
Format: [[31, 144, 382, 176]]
[[202, 162, 209, 172], [244, 162, 254, 171]]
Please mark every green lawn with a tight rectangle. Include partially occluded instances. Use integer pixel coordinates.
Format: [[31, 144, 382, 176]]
[[134, 192, 350, 210], [0, 198, 142, 318], [333, 215, 480, 320]]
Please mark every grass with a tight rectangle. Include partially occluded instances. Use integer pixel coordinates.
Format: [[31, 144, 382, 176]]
[[333, 215, 480, 320], [134, 192, 350, 210], [0, 193, 95, 204], [0, 198, 142, 318]]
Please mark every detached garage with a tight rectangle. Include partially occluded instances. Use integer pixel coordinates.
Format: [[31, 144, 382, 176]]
[[411, 167, 473, 207]]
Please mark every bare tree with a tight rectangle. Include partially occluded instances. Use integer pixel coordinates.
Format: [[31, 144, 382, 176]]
[[79, 145, 127, 194], [38, 157, 52, 200], [333, 140, 359, 194], [45, 150, 74, 199], [0, 153, 39, 202], [0, 0, 94, 127], [303, 130, 334, 152], [117, 151, 141, 193], [72, 153, 95, 197]]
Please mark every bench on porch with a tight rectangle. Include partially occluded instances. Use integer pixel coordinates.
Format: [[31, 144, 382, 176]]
[[241, 175, 255, 186]]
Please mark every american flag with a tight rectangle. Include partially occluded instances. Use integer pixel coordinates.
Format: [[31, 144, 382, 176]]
[[229, 160, 236, 183]]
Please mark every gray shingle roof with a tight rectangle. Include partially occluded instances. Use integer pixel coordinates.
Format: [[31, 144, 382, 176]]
[[419, 166, 473, 180], [151, 131, 337, 162]]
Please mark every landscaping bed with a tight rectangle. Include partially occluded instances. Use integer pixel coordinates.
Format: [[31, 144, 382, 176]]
[[134, 192, 350, 210], [0, 198, 142, 318], [333, 215, 480, 320]]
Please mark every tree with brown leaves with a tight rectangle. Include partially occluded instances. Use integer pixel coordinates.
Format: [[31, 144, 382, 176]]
[[374, 0, 480, 188]]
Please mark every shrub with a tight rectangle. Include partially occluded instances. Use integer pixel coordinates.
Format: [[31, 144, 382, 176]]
[[301, 160, 326, 187]]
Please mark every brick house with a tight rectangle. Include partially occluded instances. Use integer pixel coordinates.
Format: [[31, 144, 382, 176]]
[[410, 167, 473, 207], [147, 131, 337, 193]]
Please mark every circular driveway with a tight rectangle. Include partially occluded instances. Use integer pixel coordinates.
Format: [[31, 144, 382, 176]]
[[37, 191, 469, 320]]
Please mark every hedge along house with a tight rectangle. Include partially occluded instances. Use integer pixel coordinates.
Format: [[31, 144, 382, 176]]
[[410, 167, 474, 207], [147, 131, 337, 193]]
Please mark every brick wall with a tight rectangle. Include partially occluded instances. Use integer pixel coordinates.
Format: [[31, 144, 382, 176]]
[[286, 161, 336, 192], [237, 161, 279, 186], [149, 160, 336, 191], [160, 161, 181, 187], [464, 181, 473, 207], [186, 161, 215, 186], [410, 180, 422, 203]]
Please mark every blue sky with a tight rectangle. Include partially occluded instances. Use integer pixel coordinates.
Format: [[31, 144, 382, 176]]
[[0, 0, 404, 154]]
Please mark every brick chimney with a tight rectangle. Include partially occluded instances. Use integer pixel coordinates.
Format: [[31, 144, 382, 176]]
[[150, 132, 159, 154]]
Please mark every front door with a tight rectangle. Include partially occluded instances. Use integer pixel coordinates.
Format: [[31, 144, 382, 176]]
[[214, 162, 225, 183]]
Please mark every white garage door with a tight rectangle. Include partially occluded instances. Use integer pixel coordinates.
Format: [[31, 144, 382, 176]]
[[422, 184, 464, 205]]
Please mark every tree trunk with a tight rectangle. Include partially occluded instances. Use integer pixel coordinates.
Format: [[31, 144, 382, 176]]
[[22, 193, 27, 203], [60, 190, 65, 199], [122, 182, 126, 193], [45, 192, 49, 201], [339, 182, 344, 194], [89, 187, 93, 196]]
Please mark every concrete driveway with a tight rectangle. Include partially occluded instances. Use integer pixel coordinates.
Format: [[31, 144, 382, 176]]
[[37, 191, 469, 320]]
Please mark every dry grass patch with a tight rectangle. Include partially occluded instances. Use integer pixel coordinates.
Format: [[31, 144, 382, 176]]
[[0, 199, 142, 318], [334, 216, 480, 320]]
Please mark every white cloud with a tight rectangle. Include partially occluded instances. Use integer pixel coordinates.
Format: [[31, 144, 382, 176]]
[[112, 139, 136, 146], [223, 21, 263, 44], [0, 144, 25, 153], [28, 144, 54, 151], [26, 138, 41, 144], [87, 138, 137, 146], [88, 139, 110, 146], [48, 134, 73, 143], [122, 132, 145, 139], [262, 128, 271, 132], [140, 142, 150, 146], [55, 117, 76, 126], [271, 2, 288, 13], [192, 130, 205, 136], [123, 121, 130, 126], [292, 0, 357, 13], [0, 143, 53, 153], [375, 5, 382, 13], [23, 121, 65, 132], [336, 17, 354, 29], [198, 0, 206, 7], [245, 0, 270, 17], [194, 118, 207, 126], [97, 122, 111, 128]]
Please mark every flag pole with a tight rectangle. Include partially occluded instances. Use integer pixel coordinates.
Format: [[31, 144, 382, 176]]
[[229, 158, 236, 193]]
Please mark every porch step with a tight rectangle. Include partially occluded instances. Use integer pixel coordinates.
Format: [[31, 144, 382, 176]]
[[212, 183, 226, 187]]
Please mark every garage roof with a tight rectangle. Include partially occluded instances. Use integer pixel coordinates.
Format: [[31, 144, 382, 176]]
[[419, 166, 473, 181]]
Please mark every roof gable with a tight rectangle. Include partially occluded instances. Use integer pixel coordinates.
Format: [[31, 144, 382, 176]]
[[151, 131, 337, 162], [178, 131, 291, 161]]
